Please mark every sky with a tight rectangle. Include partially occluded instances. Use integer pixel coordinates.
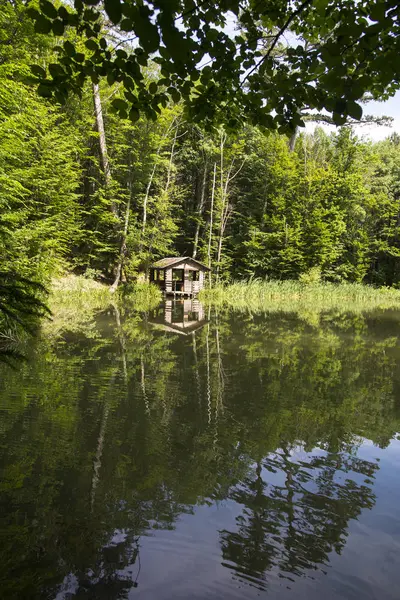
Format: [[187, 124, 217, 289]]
[[221, 13, 400, 143], [306, 91, 400, 141]]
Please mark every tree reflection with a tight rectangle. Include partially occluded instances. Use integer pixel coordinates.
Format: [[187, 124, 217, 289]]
[[0, 304, 399, 598], [220, 447, 378, 589]]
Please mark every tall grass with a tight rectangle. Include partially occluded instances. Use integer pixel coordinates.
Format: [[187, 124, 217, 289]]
[[45, 276, 162, 338], [121, 281, 162, 312], [45, 275, 112, 337], [201, 279, 400, 313]]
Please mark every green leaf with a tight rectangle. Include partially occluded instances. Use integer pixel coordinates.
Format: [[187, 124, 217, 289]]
[[37, 83, 53, 98], [27, 7, 40, 19], [124, 90, 136, 102], [54, 89, 67, 104], [112, 98, 128, 111], [85, 39, 98, 51], [120, 18, 133, 31], [48, 63, 65, 78], [107, 71, 116, 86], [347, 100, 363, 120], [64, 41, 75, 56], [332, 112, 347, 126], [369, 2, 385, 22], [133, 6, 160, 53], [30, 65, 46, 78], [170, 88, 181, 103], [58, 6, 70, 19], [34, 15, 52, 34], [149, 82, 158, 94], [84, 8, 98, 21], [104, 0, 122, 25], [137, 54, 148, 67], [52, 19, 65, 36], [39, 0, 58, 19], [129, 107, 140, 122]]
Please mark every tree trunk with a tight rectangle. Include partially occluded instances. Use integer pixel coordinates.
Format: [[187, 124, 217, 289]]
[[216, 133, 228, 281], [92, 82, 117, 218], [142, 164, 156, 237], [207, 163, 217, 286], [193, 161, 208, 259], [110, 192, 131, 292], [289, 126, 299, 152], [206, 321, 212, 425]]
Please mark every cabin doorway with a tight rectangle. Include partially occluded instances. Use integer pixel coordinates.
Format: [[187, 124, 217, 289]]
[[172, 269, 184, 293]]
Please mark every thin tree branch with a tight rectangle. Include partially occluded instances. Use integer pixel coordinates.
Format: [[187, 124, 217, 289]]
[[240, 0, 314, 88]]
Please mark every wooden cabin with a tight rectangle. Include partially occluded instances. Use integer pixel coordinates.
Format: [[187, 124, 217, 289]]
[[150, 257, 210, 297]]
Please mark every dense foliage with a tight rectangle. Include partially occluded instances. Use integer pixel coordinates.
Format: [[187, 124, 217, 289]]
[[2, 0, 400, 311], [29, 0, 400, 131]]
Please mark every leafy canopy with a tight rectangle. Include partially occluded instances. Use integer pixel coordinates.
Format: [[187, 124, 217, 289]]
[[28, 0, 400, 132]]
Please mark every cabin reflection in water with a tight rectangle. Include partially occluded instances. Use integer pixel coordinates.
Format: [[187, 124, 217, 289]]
[[149, 300, 208, 335]]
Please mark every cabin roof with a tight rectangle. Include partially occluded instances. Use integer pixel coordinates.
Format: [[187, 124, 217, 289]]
[[148, 320, 209, 336], [151, 256, 211, 271]]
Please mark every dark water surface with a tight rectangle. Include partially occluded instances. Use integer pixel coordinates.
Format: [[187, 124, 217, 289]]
[[1, 302, 400, 599]]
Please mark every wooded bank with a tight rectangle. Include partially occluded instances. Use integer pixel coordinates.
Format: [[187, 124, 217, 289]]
[[2, 2, 400, 319]]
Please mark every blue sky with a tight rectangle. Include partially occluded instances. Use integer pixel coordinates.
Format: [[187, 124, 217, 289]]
[[306, 92, 400, 141], [222, 14, 399, 142]]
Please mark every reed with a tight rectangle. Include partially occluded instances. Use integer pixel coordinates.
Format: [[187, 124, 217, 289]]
[[45, 276, 162, 338], [121, 281, 162, 311], [201, 279, 400, 313], [44, 275, 111, 337]]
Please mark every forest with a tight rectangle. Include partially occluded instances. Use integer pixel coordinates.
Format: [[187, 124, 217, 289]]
[[2, 3, 400, 597], [2, 0, 400, 297]]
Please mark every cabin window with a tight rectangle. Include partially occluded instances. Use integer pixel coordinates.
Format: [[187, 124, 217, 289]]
[[172, 269, 184, 281], [187, 271, 199, 281], [158, 270, 165, 281]]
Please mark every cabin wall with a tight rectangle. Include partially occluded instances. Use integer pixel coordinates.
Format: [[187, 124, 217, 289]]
[[184, 269, 192, 295], [165, 300, 172, 323], [165, 268, 172, 293], [153, 261, 208, 295]]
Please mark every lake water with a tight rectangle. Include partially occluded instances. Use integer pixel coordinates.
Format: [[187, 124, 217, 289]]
[[1, 301, 400, 599]]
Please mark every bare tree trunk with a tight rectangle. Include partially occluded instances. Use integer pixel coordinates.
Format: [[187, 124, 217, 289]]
[[113, 303, 128, 381], [216, 132, 227, 281], [164, 123, 179, 195], [215, 309, 225, 415], [207, 163, 217, 286], [289, 126, 299, 152], [215, 133, 246, 281], [142, 164, 156, 237], [193, 161, 208, 259], [110, 192, 131, 292], [216, 205, 231, 281], [192, 330, 201, 406], [90, 395, 110, 509], [141, 355, 150, 414], [206, 321, 212, 425], [92, 82, 117, 218]]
